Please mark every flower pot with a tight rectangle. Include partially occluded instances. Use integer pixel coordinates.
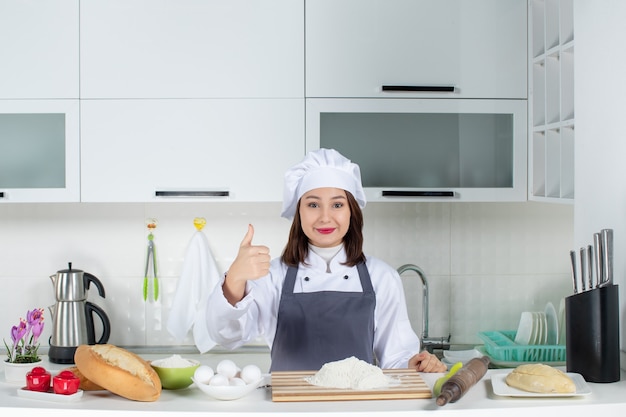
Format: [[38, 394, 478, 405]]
[[3, 360, 41, 384]]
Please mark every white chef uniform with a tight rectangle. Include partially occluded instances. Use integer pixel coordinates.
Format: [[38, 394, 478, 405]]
[[204, 148, 423, 369], [204, 246, 422, 369]]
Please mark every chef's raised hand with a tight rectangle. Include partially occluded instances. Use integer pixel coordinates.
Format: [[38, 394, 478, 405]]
[[409, 351, 447, 373], [222, 224, 271, 305]]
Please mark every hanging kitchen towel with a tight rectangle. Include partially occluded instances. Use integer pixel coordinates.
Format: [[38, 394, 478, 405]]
[[166, 230, 220, 353]]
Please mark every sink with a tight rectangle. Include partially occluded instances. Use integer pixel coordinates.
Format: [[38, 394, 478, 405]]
[[431, 344, 477, 360]]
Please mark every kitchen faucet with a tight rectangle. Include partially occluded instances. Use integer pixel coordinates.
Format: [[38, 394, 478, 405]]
[[397, 264, 451, 353]]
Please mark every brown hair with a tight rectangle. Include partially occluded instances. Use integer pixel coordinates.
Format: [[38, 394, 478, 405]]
[[281, 191, 366, 267]]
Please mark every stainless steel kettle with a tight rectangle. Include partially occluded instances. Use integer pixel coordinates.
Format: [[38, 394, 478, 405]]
[[48, 263, 111, 364]]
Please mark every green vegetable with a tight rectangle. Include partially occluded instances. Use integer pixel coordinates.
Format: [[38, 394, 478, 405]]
[[433, 361, 463, 396]]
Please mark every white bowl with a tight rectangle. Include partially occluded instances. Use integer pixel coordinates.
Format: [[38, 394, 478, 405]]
[[151, 359, 201, 390], [192, 377, 264, 401]]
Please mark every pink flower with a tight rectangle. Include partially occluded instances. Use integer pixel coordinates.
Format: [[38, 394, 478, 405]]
[[27, 308, 45, 343], [5, 308, 45, 363], [11, 319, 28, 346], [27, 309, 43, 326]]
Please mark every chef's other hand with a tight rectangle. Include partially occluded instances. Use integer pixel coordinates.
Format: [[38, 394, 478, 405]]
[[223, 224, 271, 305], [409, 351, 447, 373]]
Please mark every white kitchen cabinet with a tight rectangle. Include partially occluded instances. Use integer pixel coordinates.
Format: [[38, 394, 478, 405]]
[[529, 0, 574, 202], [306, 0, 527, 99], [80, 99, 304, 202], [0, 0, 79, 99], [0, 100, 80, 202], [307, 98, 528, 202], [80, 0, 303, 99]]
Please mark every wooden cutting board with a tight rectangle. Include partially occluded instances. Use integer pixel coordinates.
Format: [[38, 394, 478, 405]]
[[271, 368, 432, 402]]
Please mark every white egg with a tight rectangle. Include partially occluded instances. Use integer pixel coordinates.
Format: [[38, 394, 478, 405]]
[[239, 364, 262, 384], [229, 377, 246, 386], [208, 373, 230, 386], [216, 359, 238, 378], [193, 365, 214, 384]]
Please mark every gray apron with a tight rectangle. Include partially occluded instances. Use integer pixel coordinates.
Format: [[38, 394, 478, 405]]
[[270, 262, 376, 371]]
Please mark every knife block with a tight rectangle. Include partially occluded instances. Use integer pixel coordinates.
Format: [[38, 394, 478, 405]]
[[565, 284, 620, 383]]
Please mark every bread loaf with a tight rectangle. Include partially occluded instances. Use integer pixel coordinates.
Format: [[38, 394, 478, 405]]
[[63, 366, 105, 391], [505, 364, 576, 393], [74, 344, 162, 401]]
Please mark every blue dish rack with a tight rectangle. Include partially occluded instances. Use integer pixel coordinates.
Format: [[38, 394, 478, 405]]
[[478, 330, 566, 363]]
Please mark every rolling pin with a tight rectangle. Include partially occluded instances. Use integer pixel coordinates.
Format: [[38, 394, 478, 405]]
[[436, 356, 490, 406]]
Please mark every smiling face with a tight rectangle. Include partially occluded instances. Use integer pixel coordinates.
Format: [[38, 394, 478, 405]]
[[298, 187, 351, 248]]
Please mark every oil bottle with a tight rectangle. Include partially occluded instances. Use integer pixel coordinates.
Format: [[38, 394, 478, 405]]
[[436, 356, 490, 406]]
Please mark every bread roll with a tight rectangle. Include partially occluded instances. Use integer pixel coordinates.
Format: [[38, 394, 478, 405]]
[[505, 364, 576, 393], [63, 366, 105, 391], [74, 344, 162, 401]]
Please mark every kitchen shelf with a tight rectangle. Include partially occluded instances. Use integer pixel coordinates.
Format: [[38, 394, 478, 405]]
[[528, 0, 575, 203]]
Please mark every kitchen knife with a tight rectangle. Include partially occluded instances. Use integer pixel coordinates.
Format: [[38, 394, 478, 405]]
[[600, 229, 614, 287], [579, 247, 587, 291], [594, 232, 603, 288], [570, 250, 578, 293], [587, 245, 597, 290]]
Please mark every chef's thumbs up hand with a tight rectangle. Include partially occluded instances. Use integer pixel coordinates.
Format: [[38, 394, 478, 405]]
[[223, 224, 271, 305]]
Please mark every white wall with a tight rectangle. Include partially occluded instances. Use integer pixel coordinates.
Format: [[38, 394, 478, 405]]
[[0, 201, 573, 351], [574, 0, 626, 365]]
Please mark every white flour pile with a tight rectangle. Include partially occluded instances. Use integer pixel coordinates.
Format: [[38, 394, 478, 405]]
[[306, 356, 391, 390], [154, 354, 195, 368]]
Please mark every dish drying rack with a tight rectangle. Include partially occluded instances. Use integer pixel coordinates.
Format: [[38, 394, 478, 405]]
[[478, 330, 566, 363]]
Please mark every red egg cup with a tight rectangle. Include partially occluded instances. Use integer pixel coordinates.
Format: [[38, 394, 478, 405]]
[[26, 367, 52, 392], [53, 370, 80, 395]]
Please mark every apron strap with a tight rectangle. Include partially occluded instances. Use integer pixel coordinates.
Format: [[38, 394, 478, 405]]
[[283, 265, 298, 295], [356, 262, 373, 293]]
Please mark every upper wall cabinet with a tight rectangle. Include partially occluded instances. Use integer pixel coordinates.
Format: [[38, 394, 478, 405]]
[[306, 0, 527, 99], [80, 0, 304, 99], [0, 0, 79, 99], [80, 99, 304, 202], [0, 100, 80, 202]]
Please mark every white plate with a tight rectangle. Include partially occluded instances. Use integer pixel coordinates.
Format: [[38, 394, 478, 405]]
[[491, 372, 591, 397], [530, 312, 540, 345], [531, 312, 547, 345], [193, 377, 264, 401], [545, 302, 559, 345], [17, 387, 83, 402], [514, 312, 534, 345], [538, 312, 548, 345]]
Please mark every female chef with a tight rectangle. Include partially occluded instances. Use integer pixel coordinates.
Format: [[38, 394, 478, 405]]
[[205, 148, 446, 373]]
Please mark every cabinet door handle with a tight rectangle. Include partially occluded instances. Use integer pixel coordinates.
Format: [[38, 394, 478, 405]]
[[382, 85, 456, 93], [382, 190, 455, 198], [155, 190, 230, 197], [0, 191, 4, 199]]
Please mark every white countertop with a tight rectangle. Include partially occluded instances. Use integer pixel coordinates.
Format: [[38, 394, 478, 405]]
[[3, 352, 626, 416]]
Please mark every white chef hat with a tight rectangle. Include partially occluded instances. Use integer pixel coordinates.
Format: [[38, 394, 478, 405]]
[[281, 148, 366, 219]]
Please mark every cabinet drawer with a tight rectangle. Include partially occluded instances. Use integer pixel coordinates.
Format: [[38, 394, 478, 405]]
[[306, 0, 527, 99]]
